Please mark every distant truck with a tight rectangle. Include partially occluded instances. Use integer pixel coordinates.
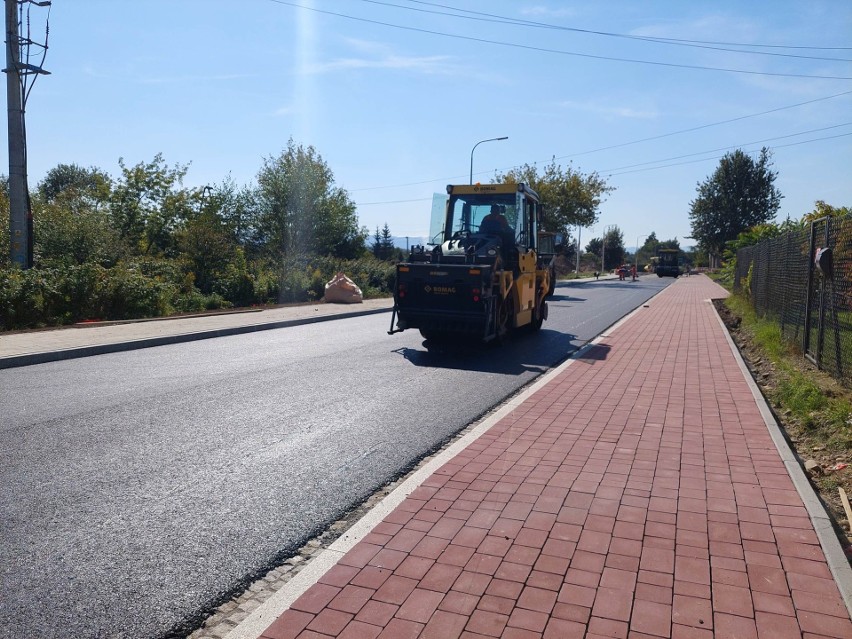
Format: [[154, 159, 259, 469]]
[[655, 248, 681, 277], [388, 183, 552, 342]]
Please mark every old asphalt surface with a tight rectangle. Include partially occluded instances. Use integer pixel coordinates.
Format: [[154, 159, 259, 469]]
[[4, 276, 852, 639]]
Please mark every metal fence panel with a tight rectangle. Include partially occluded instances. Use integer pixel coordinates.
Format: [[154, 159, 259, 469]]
[[735, 214, 851, 386]]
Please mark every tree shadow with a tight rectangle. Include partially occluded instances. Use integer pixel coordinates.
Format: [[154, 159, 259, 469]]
[[574, 342, 612, 363]]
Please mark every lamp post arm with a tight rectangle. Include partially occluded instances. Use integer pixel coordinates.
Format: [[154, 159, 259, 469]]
[[469, 136, 508, 184]]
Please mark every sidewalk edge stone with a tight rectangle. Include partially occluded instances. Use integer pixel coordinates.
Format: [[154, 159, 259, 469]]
[[709, 297, 852, 618]]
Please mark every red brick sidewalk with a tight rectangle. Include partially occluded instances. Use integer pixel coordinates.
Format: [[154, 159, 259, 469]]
[[259, 276, 852, 639]]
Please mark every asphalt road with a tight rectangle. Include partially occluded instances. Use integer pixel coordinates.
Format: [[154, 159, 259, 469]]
[[0, 276, 672, 639]]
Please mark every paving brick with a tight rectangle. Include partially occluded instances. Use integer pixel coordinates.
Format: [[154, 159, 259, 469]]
[[672, 594, 713, 630], [466, 609, 509, 636], [592, 587, 633, 622], [354, 601, 397, 627], [711, 583, 754, 618], [373, 575, 418, 605], [328, 585, 374, 615], [507, 607, 549, 633], [262, 609, 313, 639], [290, 583, 342, 614], [543, 616, 586, 638], [419, 610, 468, 639], [630, 599, 672, 638], [306, 608, 353, 635], [797, 610, 852, 637], [376, 618, 423, 639], [714, 612, 757, 639], [339, 619, 383, 638], [754, 611, 801, 639]]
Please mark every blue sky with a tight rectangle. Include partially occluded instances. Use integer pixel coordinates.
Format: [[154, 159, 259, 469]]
[[10, 0, 852, 249]]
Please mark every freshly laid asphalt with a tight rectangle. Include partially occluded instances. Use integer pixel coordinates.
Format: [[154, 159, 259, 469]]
[[4, 275, 852, 639]]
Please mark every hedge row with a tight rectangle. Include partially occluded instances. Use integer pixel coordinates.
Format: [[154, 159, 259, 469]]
[[0, 256, 396, 330]]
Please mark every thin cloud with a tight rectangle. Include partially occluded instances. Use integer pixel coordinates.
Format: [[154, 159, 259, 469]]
[[303, 39, 457, 75], [305, 53, 454, 74], [559, 99, 659, 120], [83, 66, 253, 84], [631, 14, 761, 42], [520, 5, 577, 18], [137, 73, 253, 85]]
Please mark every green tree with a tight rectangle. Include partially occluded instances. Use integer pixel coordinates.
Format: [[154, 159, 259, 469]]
[[371, 223, 397, 261], [37, 163, 111, 211], [254, 139, 366, 261], [496, 158, 613, 238], [109, 154, 194, 256], [688, 147, 782, 257], [32, 164, 118, 266], [639, 232, 658, 255], [34, 200, 122, 267], [372, 226, 383, 259], [176, 211, 236, 295], [802, 200, 851, 224], [601, 226, 625, 270], [585, 237, 602, 257]]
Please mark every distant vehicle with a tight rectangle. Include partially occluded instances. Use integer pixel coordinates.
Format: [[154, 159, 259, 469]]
[[388, 182, 551, 342], [655, 248, 681, 277]]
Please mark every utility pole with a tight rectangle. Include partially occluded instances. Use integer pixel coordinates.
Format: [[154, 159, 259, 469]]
[[4, 0, 50, 269], [574, 225, 581, 274], [602, 224, 616, 274]]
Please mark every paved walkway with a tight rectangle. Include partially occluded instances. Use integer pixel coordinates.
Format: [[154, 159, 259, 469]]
[[255, 276, 852, 639]]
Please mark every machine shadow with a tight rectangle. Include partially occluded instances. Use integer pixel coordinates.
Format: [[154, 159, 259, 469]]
[[391, 329, 581, 376], [547, 293, 586, 303]]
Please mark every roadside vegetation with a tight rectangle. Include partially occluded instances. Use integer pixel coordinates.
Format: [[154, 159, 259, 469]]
[[718, 292, 852, 546], [1, 142, 614, 331], [712, 200, 852, 548]]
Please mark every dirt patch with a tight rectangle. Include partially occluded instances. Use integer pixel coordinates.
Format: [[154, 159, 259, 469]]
[[714, 299, 852, 556]]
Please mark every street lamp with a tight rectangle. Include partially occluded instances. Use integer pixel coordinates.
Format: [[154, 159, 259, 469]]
[[199, 185, 213, 212], [470, 136, 508, 184], [575, 224, 582, 274]]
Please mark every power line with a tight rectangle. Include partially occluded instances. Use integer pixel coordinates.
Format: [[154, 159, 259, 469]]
[[599, 122, 852, 173], [267, 1, 852, 80], [357, 197, 432, 206], [350, 90, 852, 192], [354, 130, 852, 205], [361, 0, 852, 62], [551, 90, 852, 163], [606, 132, 852, 177]]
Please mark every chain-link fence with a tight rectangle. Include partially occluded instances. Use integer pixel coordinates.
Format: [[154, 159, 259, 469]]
[[734, 214, 851, 385]]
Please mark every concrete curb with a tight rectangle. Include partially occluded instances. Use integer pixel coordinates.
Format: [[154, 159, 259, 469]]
[[0, 307, 391, 370], [709, 298, 852, 617]]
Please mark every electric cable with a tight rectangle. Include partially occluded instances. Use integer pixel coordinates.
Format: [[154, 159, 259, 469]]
[[359, 0, 852, 62], [267, 0, 852, 80], [350, 90, 852, 192]]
